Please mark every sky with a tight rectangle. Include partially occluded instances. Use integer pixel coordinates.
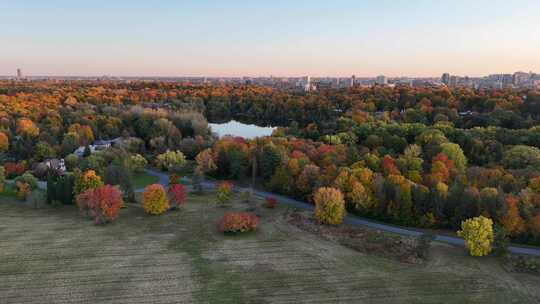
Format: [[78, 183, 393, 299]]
[[1, 0, 539, 77]]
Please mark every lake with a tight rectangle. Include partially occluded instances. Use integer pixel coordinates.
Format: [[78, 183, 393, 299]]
[[209, 120, 275, 139]]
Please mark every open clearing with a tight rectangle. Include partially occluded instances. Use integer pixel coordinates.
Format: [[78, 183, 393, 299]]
[[1, 193, 539, 304]]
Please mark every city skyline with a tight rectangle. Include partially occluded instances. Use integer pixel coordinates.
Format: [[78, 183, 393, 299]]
[[2, 0, 540, 77]]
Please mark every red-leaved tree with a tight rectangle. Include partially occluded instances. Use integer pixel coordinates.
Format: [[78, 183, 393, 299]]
[[76, 185, 123, 224], [168, 184, 186, 209]]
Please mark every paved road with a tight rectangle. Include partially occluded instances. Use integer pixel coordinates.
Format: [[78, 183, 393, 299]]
[[143, 169, 540, 257]]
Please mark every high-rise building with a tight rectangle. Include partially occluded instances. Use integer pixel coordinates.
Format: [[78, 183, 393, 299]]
[[375, 75, 387, 85], [441, 73, 450, 85], [350, 75, 356, 87], [17, 68, 23, 79], [449, 75, 459, 87]]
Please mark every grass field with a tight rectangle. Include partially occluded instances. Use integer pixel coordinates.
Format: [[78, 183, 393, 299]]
[[1, 192, 539, 303], [132, 171, 160, 189]]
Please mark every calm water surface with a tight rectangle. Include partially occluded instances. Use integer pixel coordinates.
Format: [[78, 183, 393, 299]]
[[209, 120, 275, 139]]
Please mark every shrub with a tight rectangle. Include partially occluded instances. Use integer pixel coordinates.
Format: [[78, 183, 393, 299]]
[[216, 181, 233, 205], [217, 212, 260, 233], [265, 197, 277, 209], [457, 216, 494, 257], [74, 170, 104, 195], [168, 184, 186, 209], [127, 154, 147, 173], [76, 185, 123, 224], [14, 171, 38, 190], [313, 187, 346, 225], [4, 162, 26, 178], [46, 172, 75, 205], [142, 184, 169, 215], [15, 181, 31, 201], [156, 150, 186, 172]]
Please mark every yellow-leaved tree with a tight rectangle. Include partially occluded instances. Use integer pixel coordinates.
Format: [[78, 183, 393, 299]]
[[457, 216, 494, 257], [74, 170, 104, 196], [313, 187, 345, 225], [142, 184, 169, 215]]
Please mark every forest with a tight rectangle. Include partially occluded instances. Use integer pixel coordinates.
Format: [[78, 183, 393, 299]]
[[1, 80, 539, 245]]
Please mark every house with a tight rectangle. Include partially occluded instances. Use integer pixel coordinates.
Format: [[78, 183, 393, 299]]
[[44, 158, 66, 173], [73, 138, 122, 157]]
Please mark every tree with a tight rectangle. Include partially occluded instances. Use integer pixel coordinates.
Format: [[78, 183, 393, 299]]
[[0, 131, 9, 153], [68, 123, 95, 146], [500, 196, 525, 237], [74, 170, 104, 195], [64, 154, 79, 171], [126, 154, 147, 173], [313, 187, 346, 225], [16, 118, 39, 138], [440, 142, 467, 172], [142, 184, 169, 215], [104, 164, 134, 202], [76, 185, 123, 224], [457, 216, 494, 257], [195, 148, 216, 173], [33, 141, 56, 162], [260, 143, 281, 180], [333, 169, 370, 210], [216, 181, 233, 205], [267, 165, 294, 194], [168, 184, 186, 208], [503, 145, 540, 170], [156, 150, 186, 172], [61, 132, 80, 156], [297, 164, 321, 197], [47, 172, 75, 205]]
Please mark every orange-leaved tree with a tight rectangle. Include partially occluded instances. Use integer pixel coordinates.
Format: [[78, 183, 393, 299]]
[[76, 185, 123, 224], [143, 184, 169, 215]]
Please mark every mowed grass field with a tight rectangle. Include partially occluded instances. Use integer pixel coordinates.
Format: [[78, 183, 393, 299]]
[[1, 192, 539, 304]]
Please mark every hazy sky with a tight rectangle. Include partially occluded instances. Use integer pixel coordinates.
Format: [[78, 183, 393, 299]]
[[1, 0, 539, 77]]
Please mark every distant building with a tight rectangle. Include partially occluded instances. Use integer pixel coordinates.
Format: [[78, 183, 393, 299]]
[[441, 73, 450, 85], [375, 75, 387, 85], [73, 138, 122, 157], [350, 75, 356, 87], [16, 68, 23, 79], [449, 75, 459, 87]]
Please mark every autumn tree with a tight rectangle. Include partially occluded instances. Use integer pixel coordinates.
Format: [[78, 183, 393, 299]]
[[458, 216, 494, 257], [156, 150, 186, 172], [168, 184, 186, 209], [74, 170, 104, 195], [76, 185, 123, 224], [440, 143, 467, 172], [313, 187, 346, 225], [216, 181, 233, 205], [0, 131, 9, 153], [16, 118, 39, 138], [196, 148, 217, 173], [142, 184, 169, 215], [500, 196, 525, 237]]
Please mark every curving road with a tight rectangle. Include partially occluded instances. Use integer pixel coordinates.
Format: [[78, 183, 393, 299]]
[[143, 169, 540, 257]]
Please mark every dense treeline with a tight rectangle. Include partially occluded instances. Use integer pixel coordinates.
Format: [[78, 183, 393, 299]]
[[1, 80, 539, 245]]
